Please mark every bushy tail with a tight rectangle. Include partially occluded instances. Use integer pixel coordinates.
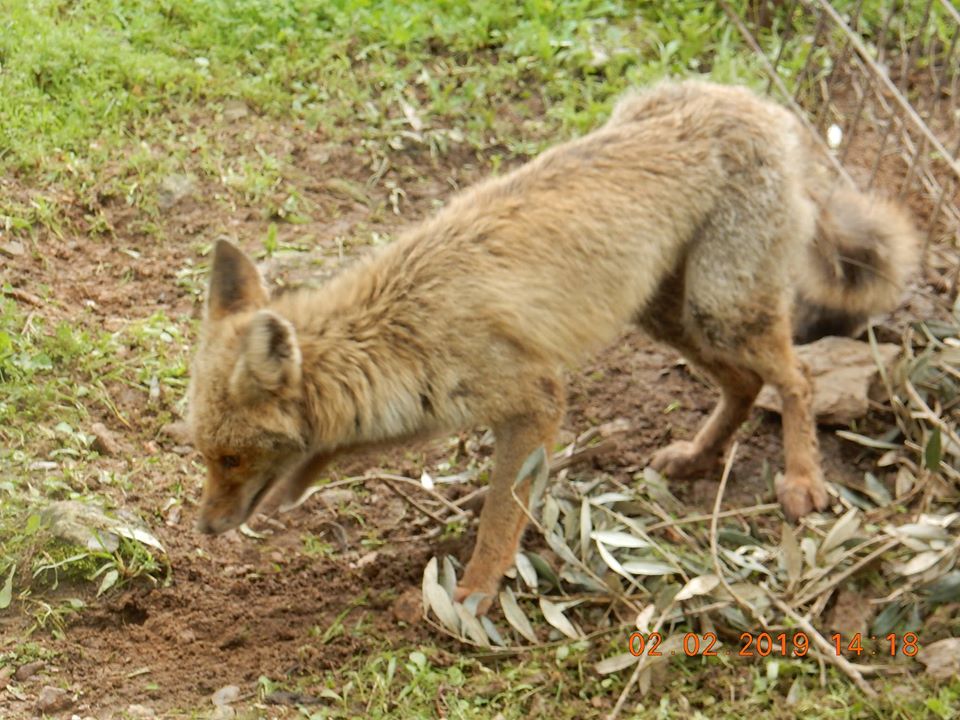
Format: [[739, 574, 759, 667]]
[[792, 186, 920, 344]]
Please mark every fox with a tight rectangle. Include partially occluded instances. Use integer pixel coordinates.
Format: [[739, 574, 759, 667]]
[[187, 79, 918, 612]]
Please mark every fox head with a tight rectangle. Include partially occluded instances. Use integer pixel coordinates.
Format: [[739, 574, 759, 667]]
[[188, 240, 310, 534]]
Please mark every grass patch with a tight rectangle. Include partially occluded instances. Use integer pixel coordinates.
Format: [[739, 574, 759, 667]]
[[235, 641, 960, 719], [0, 299, 179, 631], [1, 0, 778, 175]]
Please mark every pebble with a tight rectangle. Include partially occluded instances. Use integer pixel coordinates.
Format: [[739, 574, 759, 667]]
[[391, 587, 423, 625], [126, 704, 157, 718], [90, 422, 120, 456], [14, 660, 45, 681], [211, 684, 240, 706], [37, 686, 73, 714]]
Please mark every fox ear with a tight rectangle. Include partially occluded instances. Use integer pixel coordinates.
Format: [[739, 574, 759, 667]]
[[230, 310, 302, 400], [207, 240, 269, 320]]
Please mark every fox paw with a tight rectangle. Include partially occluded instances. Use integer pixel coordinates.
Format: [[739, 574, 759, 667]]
[[649, 440, 718, 479], [453, 584, 495, 615], [776, 472, 829, 521]]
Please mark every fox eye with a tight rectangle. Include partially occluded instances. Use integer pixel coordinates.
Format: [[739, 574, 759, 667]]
[[219, 454, 241, 469]]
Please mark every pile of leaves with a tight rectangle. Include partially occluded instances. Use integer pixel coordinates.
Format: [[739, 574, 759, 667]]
[[418, 314, 960, 702]]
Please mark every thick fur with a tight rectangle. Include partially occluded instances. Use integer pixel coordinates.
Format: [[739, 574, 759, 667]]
[[187, 80, 918, 611], [792, 187, 918, 343]]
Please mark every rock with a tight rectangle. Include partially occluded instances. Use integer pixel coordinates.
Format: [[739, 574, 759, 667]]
[[126, 704, 157, 718], [0, 665, 13, 690], [210, 705, 236, 719], [160, 421, 193, 444], [391, 586, 423, 625], [318, 488, 356, 508], [90, 422, 120, 456], [157, 174, 197, 210], [14, 660, 44, 682], [756, 336, 901, 425], [36, 686, 72, 714], [211, 685, 240, 707], [40, 500, 165, 554], [222, 100, 249, 122], [917, 637, 960, 680], [350, 550, 379, 570], [0, 240, 25, 258], [40, 501, 120, 553]]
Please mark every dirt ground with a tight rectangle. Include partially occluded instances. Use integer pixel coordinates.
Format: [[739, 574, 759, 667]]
[[0, 104, 942, 717]]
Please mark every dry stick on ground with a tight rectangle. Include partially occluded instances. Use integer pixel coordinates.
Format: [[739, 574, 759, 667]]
[[645, 503, 782, 532], [356, 472, 470, 520], [608, 444, 748, 720], [2, 286, 43, 307], [708, 442, 768, 617], [381, 478, 450, 528], [765, 591, 879, 697]]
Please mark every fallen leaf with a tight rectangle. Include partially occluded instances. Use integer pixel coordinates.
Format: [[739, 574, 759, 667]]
[[674, 574, 720, 601], [539, 598, 580, 639], [499, 587, 537, 644]]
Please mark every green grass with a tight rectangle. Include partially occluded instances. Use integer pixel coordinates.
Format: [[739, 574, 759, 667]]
[[0, 0, 775, 174], [201, 641, 960, 719], [0, 299, 178, 629]]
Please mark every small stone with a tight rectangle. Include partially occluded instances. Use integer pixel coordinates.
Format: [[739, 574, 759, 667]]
[[211, 685, 240, 707], [14, 659, 44, 681], [37, 686, 73, 714], [160, 421, 192, 444], [210, 705, 236, 719], [126, 704, 157, 718], [157, 174, 197, 210], [222, 100, 249, 122], [178, 628, 197, 643], [391, 587, 423, 625], [0, 666, 13, 690], [318, 488, 356, 508], [0, 240, 25, 258], [90, 422, 120, 456]]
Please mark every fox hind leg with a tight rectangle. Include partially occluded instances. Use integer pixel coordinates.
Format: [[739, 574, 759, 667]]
[[650, 357, 762, 478]]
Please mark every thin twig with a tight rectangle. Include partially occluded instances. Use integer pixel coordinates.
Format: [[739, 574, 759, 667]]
[[646, 503, 781, 532], [765, 591, 878, 697], [381, 479, 449, 528], [351, 472, 469, 520], [709, 443, 763, 619]]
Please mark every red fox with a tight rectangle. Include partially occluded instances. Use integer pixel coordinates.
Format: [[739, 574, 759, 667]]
[[188, 80, 917, 611]]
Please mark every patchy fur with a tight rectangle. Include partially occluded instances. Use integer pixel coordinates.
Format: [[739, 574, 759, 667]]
[[187, 80, 918, 611]]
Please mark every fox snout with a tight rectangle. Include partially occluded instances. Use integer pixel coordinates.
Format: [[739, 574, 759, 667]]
[[195, 513, 220, 535], [195, 469, 251, 535], [195, 497, 246, 535]]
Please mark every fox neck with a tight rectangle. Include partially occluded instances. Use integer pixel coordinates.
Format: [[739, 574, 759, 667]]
[[283, 306, 442, 453]]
